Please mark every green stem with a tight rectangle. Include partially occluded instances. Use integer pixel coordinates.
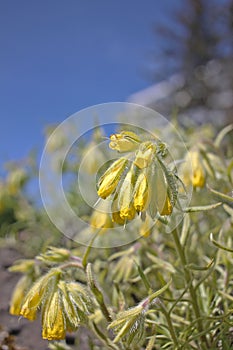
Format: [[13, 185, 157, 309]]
[[89, 321, 121, 350], [171, 229, 209, 349], [160, 301, 179, 349]]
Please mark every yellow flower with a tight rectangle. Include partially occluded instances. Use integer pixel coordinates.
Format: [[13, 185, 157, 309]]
[[118, 168, 136, 221], [20, 269, 61, 321], [109, 131, 141, 152], [153, 165, 173, 216], [42, 290, 66, 340], [97, 132, 178, 225], [181, 150, 205, 189], [90, 199, 113, 232], [111, 194, 126, 225], [97, 158, 128, 199], [133, 172, 149, 212], [191, 151, 205, 188], [20, 281, 41, 320], [134, 142, 156, 169], [9, 275, 32, 316], [159, 195, 173, 216]]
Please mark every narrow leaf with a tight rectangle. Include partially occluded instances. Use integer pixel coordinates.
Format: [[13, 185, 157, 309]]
[[149, 279, 172, 303], [135, 261, 151, 292], [210, 233, 233, 253], [207, 185, 233, 205], [214, 124, 233, 148], [184, 202, 222, 212]]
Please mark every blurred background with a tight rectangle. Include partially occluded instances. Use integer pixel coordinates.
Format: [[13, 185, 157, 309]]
[[1, 2, 233, 349], [1, 0, 232, 172]]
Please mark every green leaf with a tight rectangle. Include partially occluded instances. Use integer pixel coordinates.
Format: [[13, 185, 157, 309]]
[[210, 233, 233, 253], [214, 124, 233, 148], [146, 252, 176, 274], [186, 259, 214, 271], [227, 159, 233, 184], [135, 261, 151, 292], [207, 185, 233, 205], [184, 202, 222, 212], [86, 263, 112, 322], [82, 229, 101, 269], [148, 279, 172, 303]]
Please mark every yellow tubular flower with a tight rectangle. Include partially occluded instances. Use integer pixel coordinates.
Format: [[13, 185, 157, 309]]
[[111, 194, 126, 225], [90, 199, 113, 232], [20, 269, 61, 321], [109, 131, 141, 152], [118, 168, 136, 221], [134, 142, 156, 169], [42, 290, 66, 340], [191, 151, 205, 188], [10, 275, 32, 316], [160, 195, 173, 216], [154, 165, 173, 216], [97, 158, 128, 199], [133, 172, 149, 212], [20, 280, 41, 320]]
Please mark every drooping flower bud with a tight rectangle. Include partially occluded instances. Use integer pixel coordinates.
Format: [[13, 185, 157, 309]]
[[90, 199, 113, 232], [118, 167, 136, 221], [181, 149, 205, 189], [111, 193, 126, 225], [97, 158, 128, 199], [42, 289, 66, 340], [190, 150, 205, 188], [9, 275, 32, 316], [58, 281, 80, 333], [160, 195, 172, 216], [134, 142, 156, 169], [20, 269, 61, 321], [153, 163, 173, 216], [133, 172, 149, 213], [109, 131, 141, 152]]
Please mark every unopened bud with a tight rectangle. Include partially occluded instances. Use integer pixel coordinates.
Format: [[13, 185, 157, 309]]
[[42, 289, 66, 340], [133, 172, 149, 212], [134, 142, 156, 169], [97, 158, 128, 199], [109, 131, 141, 152], [118, 168, 136, 221]]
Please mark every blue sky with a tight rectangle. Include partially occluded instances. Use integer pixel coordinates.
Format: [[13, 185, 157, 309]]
[[0, 0, 181, 169]]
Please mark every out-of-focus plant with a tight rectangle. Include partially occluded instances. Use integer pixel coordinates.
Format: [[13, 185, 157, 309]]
[[7, 121, 233, 349]]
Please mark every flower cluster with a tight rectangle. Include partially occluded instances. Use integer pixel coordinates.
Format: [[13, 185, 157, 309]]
[[9, 249, 93, 341], [97, 131, 179, 225]]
